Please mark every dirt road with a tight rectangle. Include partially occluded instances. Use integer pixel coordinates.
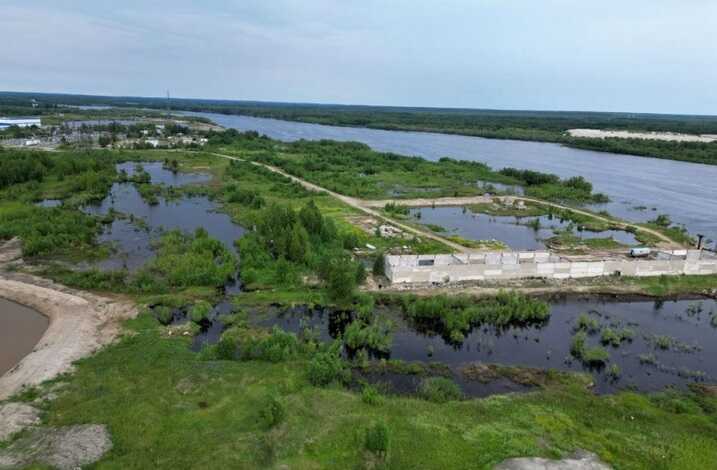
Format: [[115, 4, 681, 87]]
[[211, 153, 473, 253], [211, 152, 682, 250]]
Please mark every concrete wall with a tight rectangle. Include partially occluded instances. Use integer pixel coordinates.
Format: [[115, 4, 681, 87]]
[[385, 250, 717, 285]]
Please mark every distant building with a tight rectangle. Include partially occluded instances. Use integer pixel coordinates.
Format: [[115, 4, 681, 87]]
[[0, 117, 42, 129]]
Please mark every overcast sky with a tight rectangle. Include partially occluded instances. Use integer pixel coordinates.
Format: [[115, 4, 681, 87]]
[[1, 0, 715, 114]]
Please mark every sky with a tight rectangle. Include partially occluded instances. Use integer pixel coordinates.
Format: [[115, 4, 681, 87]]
[[1, 0, 716, 114]]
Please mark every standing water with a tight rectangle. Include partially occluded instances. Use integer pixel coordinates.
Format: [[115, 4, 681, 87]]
[[256, 297, 717, 394], [409, 206, 639, 250], [0, 298, 49, 376], [84, 162, 244, 271]]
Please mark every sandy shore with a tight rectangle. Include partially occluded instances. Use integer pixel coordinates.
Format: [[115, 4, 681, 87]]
[[0, 240, 136, 400], [568, 128, 717, 143]]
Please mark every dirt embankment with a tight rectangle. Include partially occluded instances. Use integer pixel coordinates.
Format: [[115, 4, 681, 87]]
[[0, 239, 137, 400]]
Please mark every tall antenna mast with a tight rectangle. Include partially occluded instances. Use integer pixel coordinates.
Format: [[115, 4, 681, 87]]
[[166, 90, 171, 115]]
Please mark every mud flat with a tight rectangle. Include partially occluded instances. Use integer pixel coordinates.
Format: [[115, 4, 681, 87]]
[[0, 273, 136, 400]]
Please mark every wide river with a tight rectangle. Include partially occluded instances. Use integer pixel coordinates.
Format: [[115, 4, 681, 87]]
[[184, 111, 717, 245]]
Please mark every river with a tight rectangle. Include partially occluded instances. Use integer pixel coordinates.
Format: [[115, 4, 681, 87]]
[[183, 111, 717, 245]]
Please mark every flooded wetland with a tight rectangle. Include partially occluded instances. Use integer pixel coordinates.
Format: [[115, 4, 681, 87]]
[[70, 161, 716, 398], [254, 297, 717, 395]]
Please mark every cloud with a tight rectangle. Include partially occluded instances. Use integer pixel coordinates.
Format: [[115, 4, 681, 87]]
[[0, 0, 715, 113]]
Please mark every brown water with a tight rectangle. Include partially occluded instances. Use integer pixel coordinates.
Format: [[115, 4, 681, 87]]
[[0, 298, 49, 376]]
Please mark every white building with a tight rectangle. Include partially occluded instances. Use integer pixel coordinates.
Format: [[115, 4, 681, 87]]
[[0, 117, 42, 129]]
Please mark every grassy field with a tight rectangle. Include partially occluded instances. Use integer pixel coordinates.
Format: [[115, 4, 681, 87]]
[[10, 313, 713, 469], [215, 138, 607, 204]]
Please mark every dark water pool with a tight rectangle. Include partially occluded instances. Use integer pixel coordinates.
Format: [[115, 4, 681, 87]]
[[409, 206, 638, 250], [0, 298, 49, 376], [255, 297, 717, 394], [83, 163, 244, 271]]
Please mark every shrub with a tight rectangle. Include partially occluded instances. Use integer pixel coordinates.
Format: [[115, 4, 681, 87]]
[[418, 377, 462, 403], [653, 335, 672, 350], [600, 328, 621, 347], [384, 202, 409, 215], [600, 327, 634, 347], [364, 421, 390, 456], [259, 395, 286, 429], [190, 300, 213, 323], [307, 343, 347, 386], [403, 291, 550, 341], [606, 364, 621, 380], [215, 336, 237, 360], [575, 313, 600, 333], [355, 262, 367, 284], [582, 346, 609, 366], [361, 385, 382, 406], [318, 251, 361, 304], [241, 327, 299, 362], [372, 252, 385, 276], [148, 229, 238, 289], [570, 331, 587, 358], [343, 319, 393, 353], [154, 305, 173, 325]]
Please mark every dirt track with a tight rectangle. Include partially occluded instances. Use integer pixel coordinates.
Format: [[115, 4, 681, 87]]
[[211, 153, 473, 253], [211, 152, 682, 250], [0, 240, 136, 400]]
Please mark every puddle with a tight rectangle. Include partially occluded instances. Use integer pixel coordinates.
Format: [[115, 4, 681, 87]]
[[254, 297, 717, 394], [409, 206, 638, 250], [0, 298, 49, 376]]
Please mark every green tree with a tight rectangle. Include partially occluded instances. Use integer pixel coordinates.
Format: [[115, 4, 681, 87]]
[[299, 200, 323, 236], [287, 223, 309, 263], [319, 251, 358, 304]]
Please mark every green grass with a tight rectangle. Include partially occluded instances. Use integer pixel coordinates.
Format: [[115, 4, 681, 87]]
[[628, 274, 717, 296], [13, 312, 716, 469]]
